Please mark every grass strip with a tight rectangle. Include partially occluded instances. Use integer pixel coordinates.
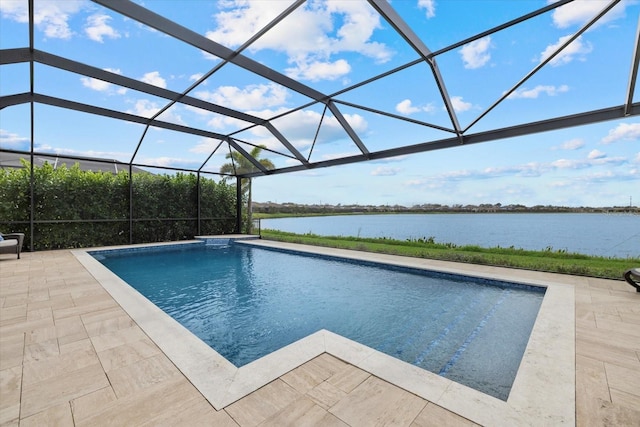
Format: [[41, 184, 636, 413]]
[[260, 230, 639, 280]]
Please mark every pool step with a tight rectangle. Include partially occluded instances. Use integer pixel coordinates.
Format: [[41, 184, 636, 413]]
[[438, 289, 511, 376], [412, 294, 485, 365], [388, 290, 491, 366], [379, 291, 468, 356]]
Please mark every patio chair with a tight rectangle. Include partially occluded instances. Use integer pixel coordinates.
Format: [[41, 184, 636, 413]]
[[623, 268, 640, 292], [0, 232, 24, 259]]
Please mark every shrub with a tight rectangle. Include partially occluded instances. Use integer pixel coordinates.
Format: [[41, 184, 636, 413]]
[[0, 161, 238, 250]]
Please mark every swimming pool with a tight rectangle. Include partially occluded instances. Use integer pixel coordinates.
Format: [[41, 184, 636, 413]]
[[91, 241, 544, 401]]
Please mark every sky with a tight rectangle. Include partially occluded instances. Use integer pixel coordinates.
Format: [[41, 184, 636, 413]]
[[0, 0, 639, 208]]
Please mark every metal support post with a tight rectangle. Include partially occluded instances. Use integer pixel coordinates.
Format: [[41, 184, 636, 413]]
[[236, 176, 242, 234]]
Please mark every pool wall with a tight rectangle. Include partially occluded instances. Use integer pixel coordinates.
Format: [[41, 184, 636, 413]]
[[73, 237, 575, 426]]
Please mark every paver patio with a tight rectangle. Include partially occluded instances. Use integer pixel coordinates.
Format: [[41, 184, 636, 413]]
[[1, 248, 639, 426]]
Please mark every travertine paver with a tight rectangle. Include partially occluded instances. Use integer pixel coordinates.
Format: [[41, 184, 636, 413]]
[[1, 249, 639, 426], [225, 379, 302, 426], [329, 375, 427, 425], [259, 396, 348, 426], [574, 277, 640, 426], [412, 403, 481, 426]]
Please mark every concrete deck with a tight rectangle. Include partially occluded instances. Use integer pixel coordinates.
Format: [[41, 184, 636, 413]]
[[1, 242, 639, 426]]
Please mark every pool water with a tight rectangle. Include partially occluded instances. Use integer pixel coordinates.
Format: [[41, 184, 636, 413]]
[[93, 243, 545, 401]]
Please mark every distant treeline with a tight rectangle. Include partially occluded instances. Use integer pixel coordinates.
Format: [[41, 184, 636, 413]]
[[253, 201, 639, 215]]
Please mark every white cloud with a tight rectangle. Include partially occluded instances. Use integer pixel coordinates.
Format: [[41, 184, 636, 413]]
[[554, 138, 585, 150], [195, 83, 288, 111], [588, 149, 606, 160], [396, 99, 420, 115], [342, 113, 367, 132], [551, 0, 628, 29], [139, 71, 166, 88], [539, 35, 593, 66], [442, 169, 475, 180], [371, 166, 401, 176], [450, 96, 472, 113], [206, 1, 291, 47], [326, 1, 392, 62], [548, 180, 572, 189], [127, 99, 183, 124], [286, 59, 351, 82], [574, 168, 639, 184], [190, 137, 223, 154], [0, 1, 29, 22], [589, 156, 626, 167], [128, 99, 161, 118], [190, 73, 205, 82], [395, 99, 436, 115], [418, 0, 436, 18], [205, 0, 392, 81], [552, 158, 589, 169], [85, 13, 120, 43], [80, 68, 124, 93], [404, 149, 630, 189], [549, 154, 625, 169], [206, 115, 250, 132], [482, 163, 545, 178], [137, 156, 198, 168], [0, 0, 85, 39], [459, 36, 492, 69], [80, 76, 110, 91], [601, 122, 640, 144], [25, 145, 131, 160], [0, 129, 29, 147], [508, 84, 569, 99]]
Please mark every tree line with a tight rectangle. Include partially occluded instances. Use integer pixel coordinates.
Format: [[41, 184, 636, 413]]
[[253, 201, 639, 215]]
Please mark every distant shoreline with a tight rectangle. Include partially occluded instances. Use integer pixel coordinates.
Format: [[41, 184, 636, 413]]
[[253, 202, 639, 217]]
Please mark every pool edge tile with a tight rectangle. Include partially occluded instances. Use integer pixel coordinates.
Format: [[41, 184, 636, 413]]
[[219, 332, 326, 407], [350, 338, 452, 404], [323, 329, 376, 365], [507, 282, 576, 425]]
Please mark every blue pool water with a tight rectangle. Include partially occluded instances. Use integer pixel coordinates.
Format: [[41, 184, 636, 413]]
[[93, 242, 545, 400]]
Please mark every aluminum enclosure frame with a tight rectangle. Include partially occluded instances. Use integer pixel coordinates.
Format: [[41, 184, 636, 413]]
[[1, 0, 638, 178]]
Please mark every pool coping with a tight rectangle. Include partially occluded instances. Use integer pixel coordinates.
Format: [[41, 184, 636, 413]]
[[72, 238, 575, 426]]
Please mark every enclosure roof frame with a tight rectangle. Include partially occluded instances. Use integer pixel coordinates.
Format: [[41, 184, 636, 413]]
[[0, 0, 638, 179]]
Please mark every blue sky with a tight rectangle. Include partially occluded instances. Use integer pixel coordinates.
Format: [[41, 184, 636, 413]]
[[1, 0, 639, 207]]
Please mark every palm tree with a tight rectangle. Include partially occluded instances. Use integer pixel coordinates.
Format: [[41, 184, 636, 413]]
[[220, 145, 274, 233]]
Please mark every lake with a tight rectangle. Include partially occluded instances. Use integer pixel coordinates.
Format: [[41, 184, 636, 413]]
[[260, 213, 639, 258]]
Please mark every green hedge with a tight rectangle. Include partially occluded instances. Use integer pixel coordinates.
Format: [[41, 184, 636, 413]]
[[0, 161, 238, 250]]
